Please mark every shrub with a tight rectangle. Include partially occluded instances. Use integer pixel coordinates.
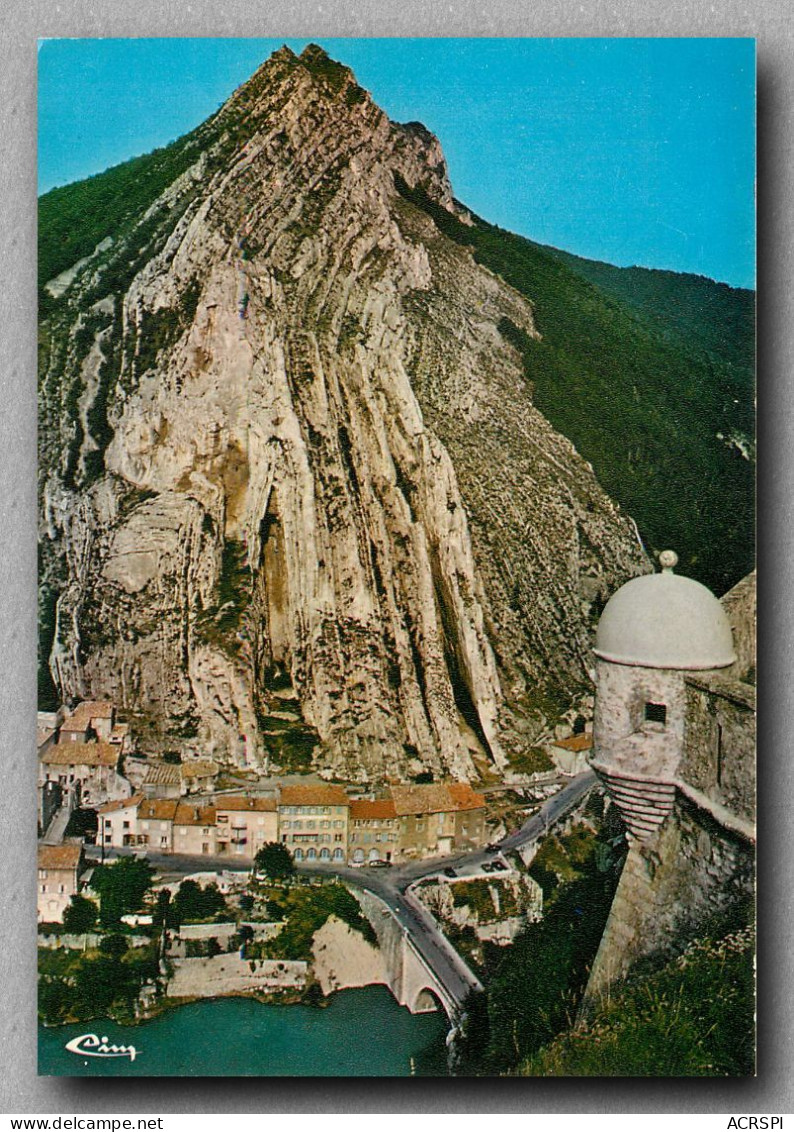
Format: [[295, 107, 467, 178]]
[[62, 894, 99, 935]]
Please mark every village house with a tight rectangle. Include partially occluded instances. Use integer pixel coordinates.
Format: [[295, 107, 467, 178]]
[[58, 700, 116, 744], [173, 801, 218, 857], [547, 732, 593, 776], [390, 782, 487, 860], [39, 741, 131, 809], [141, 762, 182, 799], [139, 798, 181, 853], [278, 783, 349, 863], [37, 842, 84, 923], [181, 759, 220, 795], [214, 796, 278, 861], [108, 720, 131, 755], [348, 798, 399, 864], [98, 793, 145, 849]]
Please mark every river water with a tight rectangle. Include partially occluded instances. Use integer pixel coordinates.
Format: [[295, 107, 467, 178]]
[[38, 986, 450, 1077]]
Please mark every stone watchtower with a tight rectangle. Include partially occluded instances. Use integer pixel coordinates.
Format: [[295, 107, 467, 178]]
[[583, 554, 755, 1002], [590, 550, 736, 841]]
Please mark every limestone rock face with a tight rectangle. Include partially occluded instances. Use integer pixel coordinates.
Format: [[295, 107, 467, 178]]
[[39, 45, 648, 781]]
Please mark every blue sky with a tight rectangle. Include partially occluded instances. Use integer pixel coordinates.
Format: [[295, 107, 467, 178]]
[[38, 38, 756, 288]]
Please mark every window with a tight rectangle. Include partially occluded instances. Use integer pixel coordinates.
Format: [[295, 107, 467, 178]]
[[644, 702, 667, 725]]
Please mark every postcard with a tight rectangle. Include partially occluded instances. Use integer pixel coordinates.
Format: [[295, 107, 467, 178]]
[[36, 37, 756, 1078]]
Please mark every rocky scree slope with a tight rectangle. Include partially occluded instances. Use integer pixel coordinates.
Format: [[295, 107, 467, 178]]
[[38, 45, 648, 780]]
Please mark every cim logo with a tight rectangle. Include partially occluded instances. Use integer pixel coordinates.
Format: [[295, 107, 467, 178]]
[[65, 1033, 138, 1062]]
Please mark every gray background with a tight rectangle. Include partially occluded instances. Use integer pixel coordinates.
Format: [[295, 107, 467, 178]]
[[2, 0, 789, 1113]]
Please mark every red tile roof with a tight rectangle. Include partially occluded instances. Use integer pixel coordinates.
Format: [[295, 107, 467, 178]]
[[173, 803, 217, 827], [98, 793, 143, 814], [139, 799, 180, 821], [215, 795, 277, 812], [349, 798, 397, 820], [390, 781, 486, 816], [551, 733, 593, 752], [38, 843, 82, 871], [143, 763, 181, 786], [41, 742, 118, 768], [181, 760, 219, 779], [62, 701, 114, 730], [279, 783, 348, 807], [446, 782, 487, 812]]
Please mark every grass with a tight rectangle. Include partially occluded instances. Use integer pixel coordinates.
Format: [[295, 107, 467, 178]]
[[506, 746, 555, 776], [253, 882, 376, 962], [519, 926, 755, 1076], [455, 820, 625, 1075], [450, 878, 521, 922]]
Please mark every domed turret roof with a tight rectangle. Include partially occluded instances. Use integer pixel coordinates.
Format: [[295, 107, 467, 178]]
[[594, 552, 736, 670]]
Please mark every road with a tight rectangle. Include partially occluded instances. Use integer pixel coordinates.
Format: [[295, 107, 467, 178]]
[[84, 771, 597, 1013]]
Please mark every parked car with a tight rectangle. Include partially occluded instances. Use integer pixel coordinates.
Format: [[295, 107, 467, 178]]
[[443, 867, 457, 878], [486, 842, 501, 853], [481, 862, 495, 873], [368, 859, 392, 868], [491, 859, 508, 871]]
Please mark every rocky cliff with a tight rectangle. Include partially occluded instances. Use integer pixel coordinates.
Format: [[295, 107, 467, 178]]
[[38, 45, 648, 781]]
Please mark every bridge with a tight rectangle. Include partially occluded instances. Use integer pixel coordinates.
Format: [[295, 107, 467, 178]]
[[350, 884, 482, 1021], [344, 770, 597, 1022]]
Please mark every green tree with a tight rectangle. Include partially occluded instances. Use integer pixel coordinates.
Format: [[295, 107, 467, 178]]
[[90, 857, 154, 928], [38, 977, 72, 1025], [99, 933, 129, 960], [73, 956, 139, 1018], [456, 837, 624, 1075], [62, 894, 99, 934], [152, 887, 171, 928], [172, 879, 228, 924], [254, 841, 296, 882]]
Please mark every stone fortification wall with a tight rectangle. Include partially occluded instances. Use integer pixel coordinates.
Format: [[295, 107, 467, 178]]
[[584, 799, 754, 1003], [720, 571, 756, 681], [166, 920, 283, 958], [680, 675, 755, 824], [166, 953, 307, 998], [38, 933, 150, 950]]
